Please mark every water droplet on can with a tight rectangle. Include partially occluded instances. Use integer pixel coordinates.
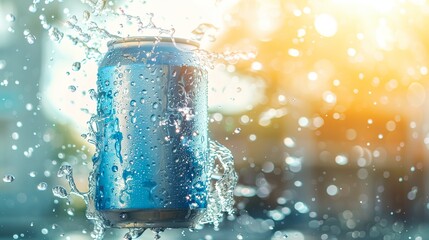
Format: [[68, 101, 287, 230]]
[[150, 114, 157, 122], [131, 116, 137, 124], [25, 103, 33, 111], [152, 102, 159, 109], [112, 165, 118, 172]]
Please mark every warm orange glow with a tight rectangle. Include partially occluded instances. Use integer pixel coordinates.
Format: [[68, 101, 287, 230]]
[[212, 0, 429, 167]]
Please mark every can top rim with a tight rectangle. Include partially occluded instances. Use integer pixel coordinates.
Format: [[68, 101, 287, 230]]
[[108, 36, 200, 48]]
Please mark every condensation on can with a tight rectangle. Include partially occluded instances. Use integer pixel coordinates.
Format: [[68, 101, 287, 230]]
[[95, 37, 209, 228]]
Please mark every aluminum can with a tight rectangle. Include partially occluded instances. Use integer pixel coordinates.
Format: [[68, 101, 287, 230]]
[[95, 37, 208, 228]]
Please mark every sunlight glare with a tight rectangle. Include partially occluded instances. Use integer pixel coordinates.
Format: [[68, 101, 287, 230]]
[[314, 14, 338, 37]]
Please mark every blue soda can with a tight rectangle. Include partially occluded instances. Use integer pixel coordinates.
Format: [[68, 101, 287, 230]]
[[95, 37, 209, 228]]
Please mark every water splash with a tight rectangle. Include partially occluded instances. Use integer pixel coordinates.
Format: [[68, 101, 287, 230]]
[[42, 0, 246, 238], [191, 23, 219, 42], [199, 141, 238, 229], [56, 138, 237, 239], [55, 164, 107, 239], [23, 29, 36, 45], [37, 0, 254, 63], [123, 228, 146, 240]]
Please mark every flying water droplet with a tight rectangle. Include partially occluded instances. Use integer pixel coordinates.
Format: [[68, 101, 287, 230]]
[[3, 174, 15, 183], [67, 208, 75, 216], [72, 62, 81, 71], [37, 182, 48, 191], [83, 10, 91, 21], [57, 165, 72, 178], [68, 85, 77, 92], [191, 23, 219, 42], [6, 14, 16, 22], [0, 60, 6, 70], [24, 31, 36, 44], [48, 27, 64, 42], [52, 186, 68, 198], [28, 4, 37, 13], [152, 228, 164, 240]]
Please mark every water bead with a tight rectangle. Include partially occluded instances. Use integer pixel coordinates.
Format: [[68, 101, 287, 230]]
[[83, 10, 90, 21], [152, 102, 159, 109], [37, 182, 48, 191], [6, 14, 16, 22], [68, 85, 77, 92], [72, 62, 81, 71], [2, 174, 15, 183], [26, 34, 36, 44]]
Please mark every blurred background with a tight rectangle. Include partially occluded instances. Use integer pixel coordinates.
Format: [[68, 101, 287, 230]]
[[2, 0, 429, 239]]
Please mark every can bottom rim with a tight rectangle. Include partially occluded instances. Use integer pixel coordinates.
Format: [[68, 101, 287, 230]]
[[99, 209, 205, 228]]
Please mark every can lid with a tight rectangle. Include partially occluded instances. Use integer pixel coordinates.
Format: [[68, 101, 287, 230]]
[[108, 36, 200, 48]]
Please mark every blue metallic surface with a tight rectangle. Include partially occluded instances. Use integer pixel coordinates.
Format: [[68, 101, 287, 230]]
[[94, 38, 208, 219]]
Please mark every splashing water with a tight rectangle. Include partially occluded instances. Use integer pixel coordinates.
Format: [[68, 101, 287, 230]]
[[41, 0, 248, 239], [56, 140, 237, 239], [200, 141, 238, 229], [123, 228, 146, 240], [37, 0, 255, 62]]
